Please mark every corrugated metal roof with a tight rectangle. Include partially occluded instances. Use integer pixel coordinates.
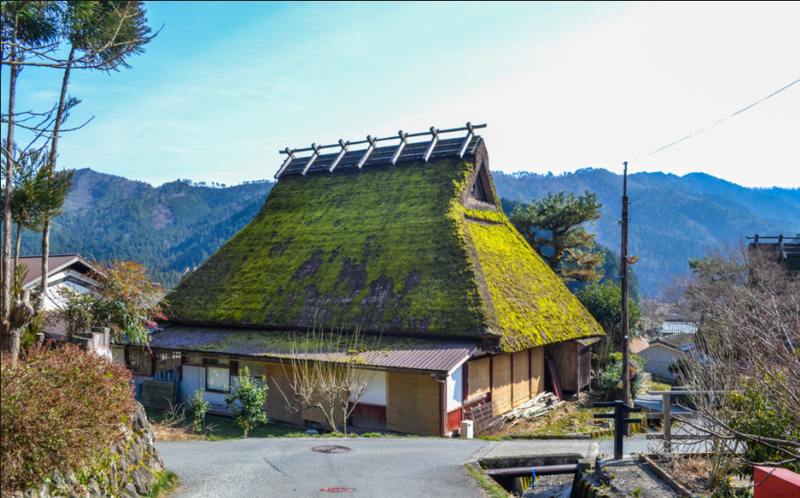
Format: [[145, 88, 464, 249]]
[[149, 325, 478, 373], [661, 321, 697, 334], [280, 136, 482, 178]]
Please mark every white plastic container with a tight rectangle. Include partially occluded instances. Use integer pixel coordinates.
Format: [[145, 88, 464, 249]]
[[461, 420, 474, 439]]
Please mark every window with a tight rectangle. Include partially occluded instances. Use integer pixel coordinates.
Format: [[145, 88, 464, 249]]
[[239, 361, 266, 378], [128, 347, 153, 376], [206, 358, 231, 392], [111, 346, 125, 365], [156, 351, 181, 373], [184, 353, 203, 366]]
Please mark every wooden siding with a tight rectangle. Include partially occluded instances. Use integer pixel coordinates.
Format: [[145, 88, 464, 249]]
[[386, 372, 440, 436], [447, 409, 463, 433], [349, 403, 387, 430], [531, 346, 545, 395], [512, 350, 530, 407], [264, 362, 304, 425], [550, 342, 578, 391], [467, 357, 490, 400], [491, 354, 512, 416]]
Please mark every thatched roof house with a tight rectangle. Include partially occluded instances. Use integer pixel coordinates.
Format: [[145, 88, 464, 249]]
[[117, 125, 603, 436]]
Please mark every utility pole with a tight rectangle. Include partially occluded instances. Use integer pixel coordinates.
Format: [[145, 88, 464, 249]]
[[620, 161, 631, 436]]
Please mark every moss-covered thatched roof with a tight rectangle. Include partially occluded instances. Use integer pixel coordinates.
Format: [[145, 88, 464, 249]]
[[168, 139, 602, 352]]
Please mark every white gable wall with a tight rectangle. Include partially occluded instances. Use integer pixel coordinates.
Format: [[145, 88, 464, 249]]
[[639, 345, 687, 380]]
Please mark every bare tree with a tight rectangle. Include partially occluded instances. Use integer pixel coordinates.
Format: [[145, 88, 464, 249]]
[[664, 241, 799, 486], [281, 328, 375, 435]]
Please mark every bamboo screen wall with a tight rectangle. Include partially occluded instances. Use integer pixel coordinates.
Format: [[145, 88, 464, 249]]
[[512, 350, 530, 407], [264, 362, 304, 425], [467, 357, 490, 400], [531, 346, 545, 395], [386, 372, 440, 436], [491, 354, 512, 416]]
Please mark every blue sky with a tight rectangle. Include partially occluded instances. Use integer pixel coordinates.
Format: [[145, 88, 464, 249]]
[[3, 1, 799, 188]]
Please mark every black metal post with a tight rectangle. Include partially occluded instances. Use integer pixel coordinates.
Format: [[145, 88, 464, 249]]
[[593, 400, 643, 460]]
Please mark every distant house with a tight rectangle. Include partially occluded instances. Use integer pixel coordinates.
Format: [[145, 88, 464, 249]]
[[18, 254, 98, 342], [660, 320, 697, 335], [748, 234, 800, 273], [113, 126, 603, 435], [638, 333, 696, 380]]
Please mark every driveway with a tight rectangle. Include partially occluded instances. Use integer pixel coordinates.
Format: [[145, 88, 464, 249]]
[[156, 435, 668, 497]]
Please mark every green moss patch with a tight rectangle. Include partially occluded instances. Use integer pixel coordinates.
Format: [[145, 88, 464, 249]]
[[168, 150, 602, 352]]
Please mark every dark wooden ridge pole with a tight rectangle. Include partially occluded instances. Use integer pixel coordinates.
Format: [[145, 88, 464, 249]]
[[621, 161, 631, 433]]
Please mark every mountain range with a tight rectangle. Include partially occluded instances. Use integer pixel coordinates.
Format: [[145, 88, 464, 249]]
[[17, 167, 800, 295]]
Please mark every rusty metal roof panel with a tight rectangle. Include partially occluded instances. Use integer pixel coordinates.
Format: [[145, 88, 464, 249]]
[[149, 325, 477, 373]]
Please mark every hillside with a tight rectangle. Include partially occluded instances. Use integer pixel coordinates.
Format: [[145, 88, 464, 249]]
[[494, 169, 800, 295], [19, 169, 273, 288], [18, 168, 799, 294]]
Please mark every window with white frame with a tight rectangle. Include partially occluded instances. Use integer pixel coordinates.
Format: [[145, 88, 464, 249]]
[[206, 358, 231, 392]]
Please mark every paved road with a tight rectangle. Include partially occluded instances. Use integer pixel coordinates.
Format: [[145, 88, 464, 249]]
[[156, 435, 674, 498]]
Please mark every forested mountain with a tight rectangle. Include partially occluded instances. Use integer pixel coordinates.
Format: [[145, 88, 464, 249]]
[[18, 169, 274, 288], [17, 167, 799, 294], [494, 169, 800, 295]]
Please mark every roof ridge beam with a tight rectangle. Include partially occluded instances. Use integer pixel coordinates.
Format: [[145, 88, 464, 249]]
[[458, 122, 475, 158], [423, 127, 439, 163], [274, 148, 296, 179], [302, 143, 322, 176], [357, 135, 377, 169], [390, 131, 408, 165], [329, 140, 350, 173]]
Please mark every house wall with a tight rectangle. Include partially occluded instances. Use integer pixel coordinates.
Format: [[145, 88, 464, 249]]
[[512, 350, 530, 407], [467, 357, 490, 400], [639, 345, 686, 380], [355, 370, 387, 405], [263, 362, 304, 425], [549, 341, 579, 392], [447, 365, 463, 411], [386, 371, 440, 436], [491, 354, 512, 416], [531, 346, 545, 395]]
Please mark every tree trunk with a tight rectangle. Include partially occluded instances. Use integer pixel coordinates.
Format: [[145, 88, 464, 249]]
[[36, 46, 76, 315], [1, 12, 20, 353], [14, 222, 22, 278]]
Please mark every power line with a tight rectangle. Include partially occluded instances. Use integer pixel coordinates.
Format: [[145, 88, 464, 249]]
[[631, 77, 800, 162]]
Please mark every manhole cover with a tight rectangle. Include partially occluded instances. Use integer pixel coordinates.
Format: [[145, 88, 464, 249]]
[[312, 445, 351, 454], [321, 488, 356, 492]]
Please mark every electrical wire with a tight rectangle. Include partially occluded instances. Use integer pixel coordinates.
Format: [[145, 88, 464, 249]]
[[630, 77, 800, 162]]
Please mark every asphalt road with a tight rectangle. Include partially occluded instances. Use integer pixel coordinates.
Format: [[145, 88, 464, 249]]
[[156, 434, 680, 497]]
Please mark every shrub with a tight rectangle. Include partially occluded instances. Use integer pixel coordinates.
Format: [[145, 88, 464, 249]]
[[188, 389, 210, 434], [597, 352, 647, 401], [225, 367, 268, 437], [1, 343, 137, 494]]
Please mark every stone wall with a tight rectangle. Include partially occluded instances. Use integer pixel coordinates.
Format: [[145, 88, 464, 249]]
[[14, 403, 165, 498]]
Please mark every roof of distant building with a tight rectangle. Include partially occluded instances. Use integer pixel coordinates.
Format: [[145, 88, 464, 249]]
[[17, 254, 95, 288], [650, 332, 696, 353], [661, 321, 698, 335]]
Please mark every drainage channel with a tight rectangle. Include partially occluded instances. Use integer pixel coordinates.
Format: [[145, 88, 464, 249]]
[[478, 454, 590, 496]]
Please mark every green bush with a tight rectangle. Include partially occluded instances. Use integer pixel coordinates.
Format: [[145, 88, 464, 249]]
[[597, 352, 647, 401], [225, 367, 268, 437], [1, 343, 137, 494], [728, 382, 798, 475], [188, 389, 210, 434]]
